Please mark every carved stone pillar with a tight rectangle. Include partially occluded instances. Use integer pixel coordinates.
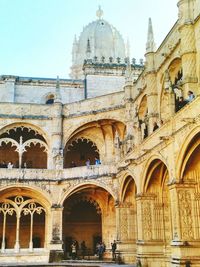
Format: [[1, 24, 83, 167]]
[[169, 182, 196, 242], [169, 182, 196, 266], [145, 48, 158, 134], [49, 205, 64, 262], [136, 194, 164, 267], [125, 100, 134, 152], [116, 202, 136, 263], [50, 103, 63, 169], [178, 0, 198, 97]]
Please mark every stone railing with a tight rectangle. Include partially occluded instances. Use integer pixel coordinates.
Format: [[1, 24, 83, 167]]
[[0, 165, 117, 181]]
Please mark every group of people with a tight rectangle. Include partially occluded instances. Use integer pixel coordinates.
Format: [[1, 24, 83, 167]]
[[0, 161, 13, 169], [176, 90, 195, 112], [69, 239, 117, 261], [86, 157, 101, 167], [70, 157, 101, 168], [0, 161, 28, 169]]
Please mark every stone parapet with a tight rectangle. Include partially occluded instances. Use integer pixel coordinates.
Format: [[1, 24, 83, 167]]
[[0, 165, 117, 181], [63, 91, 125, 118]]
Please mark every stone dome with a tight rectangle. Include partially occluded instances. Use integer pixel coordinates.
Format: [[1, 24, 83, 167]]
[[70, 6, 126, 79]]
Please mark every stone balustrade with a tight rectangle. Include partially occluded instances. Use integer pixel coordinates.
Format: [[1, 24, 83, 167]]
[[0, 165, 117, 181]]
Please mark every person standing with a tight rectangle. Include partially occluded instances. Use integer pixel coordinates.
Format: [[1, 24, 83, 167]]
[[111, 240, 117, 261], [98, 242, 104, 260], [86, 158, 90, 167], [187, 90, 195, 102], [81, 240, 86, 259], [71, 241, 77, 260]]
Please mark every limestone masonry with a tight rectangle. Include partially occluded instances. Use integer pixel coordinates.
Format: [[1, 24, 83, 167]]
[[0, 1, 200, 266]]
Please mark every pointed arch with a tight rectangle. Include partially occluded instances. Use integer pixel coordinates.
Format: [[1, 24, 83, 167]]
[[175, 126, 200, 179], [141, 154, 169, 193]]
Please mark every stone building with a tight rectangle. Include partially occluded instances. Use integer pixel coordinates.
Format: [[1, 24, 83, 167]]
[[0, 1, 200, 266]]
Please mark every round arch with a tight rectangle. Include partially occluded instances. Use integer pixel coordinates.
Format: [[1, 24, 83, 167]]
[[175, 126, 200, 179], [0, 185, 52, 213], [0, 185, 52, 250], [59, 181, 117, 206], [0, 124, 49, 168], [63, 119, 126, 167], [62, 182, 117, 258], [63, 117, 126, 146], [64, 137, 101, 167], [0, 122, 50, 146]]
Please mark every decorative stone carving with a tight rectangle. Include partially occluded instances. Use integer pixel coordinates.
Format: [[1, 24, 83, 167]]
[[178, 190, 194, 239]]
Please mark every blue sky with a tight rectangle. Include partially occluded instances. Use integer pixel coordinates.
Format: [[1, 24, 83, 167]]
[[0, 0, 178, 78]]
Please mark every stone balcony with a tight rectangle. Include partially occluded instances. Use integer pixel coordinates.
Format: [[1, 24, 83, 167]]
[[0, 165, 117, 181]]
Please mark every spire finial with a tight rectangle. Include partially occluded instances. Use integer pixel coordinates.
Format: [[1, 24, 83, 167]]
[[96, 5, 103, 19], [146, 18, 156, 53], [126, 38, 130, 58], [55, 75, 62, 103], [56, 75, 60, 89], [86, 38, 91, 59]]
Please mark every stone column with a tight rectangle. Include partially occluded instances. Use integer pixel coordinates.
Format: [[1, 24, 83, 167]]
[[115, 203, 136, 263], [49, 205, 64, 262], [178, 0, 198, 97], [145, 28, 158, 134], [125, 100, 134, 153], [168, 181, 196, 266], [102, 124, 115, 164], [136, 194, 164, 267], [50, 103, 63, 169], [124, 70, 136, 151]]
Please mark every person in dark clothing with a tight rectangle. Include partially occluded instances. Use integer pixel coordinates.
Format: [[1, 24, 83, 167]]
[[153, 122, 159, 132], [111, 240, 117, 261], [177, 96, 187, 111], [81, 240, 86, 259], [98, 242, 105, 260]]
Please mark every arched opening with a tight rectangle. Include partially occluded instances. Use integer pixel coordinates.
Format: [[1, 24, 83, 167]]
[[22, 143, 47, 169], [120, 176, 137, 241], [138, 95, 148, 139], [181, 132, 200, 181], [138, 95, 148, 122], [0, 141, 18, 168], [0, 126, 47, 168], [64, 138, 99, 168], [144, 159, 171, 243], [63, 185, 116, 259], [0, 193, 46, 251], [180, 132, 200, 241], [64, 119, 126, 167]]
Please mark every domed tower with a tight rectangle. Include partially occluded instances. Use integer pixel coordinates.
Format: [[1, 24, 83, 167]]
[[70, 6, 126, 79]]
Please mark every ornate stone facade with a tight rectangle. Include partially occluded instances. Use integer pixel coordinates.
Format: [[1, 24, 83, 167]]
[[0, 1, 200, 266]]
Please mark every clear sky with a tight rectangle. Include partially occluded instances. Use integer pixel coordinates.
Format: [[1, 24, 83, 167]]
[[0, 0, 178, 79]]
